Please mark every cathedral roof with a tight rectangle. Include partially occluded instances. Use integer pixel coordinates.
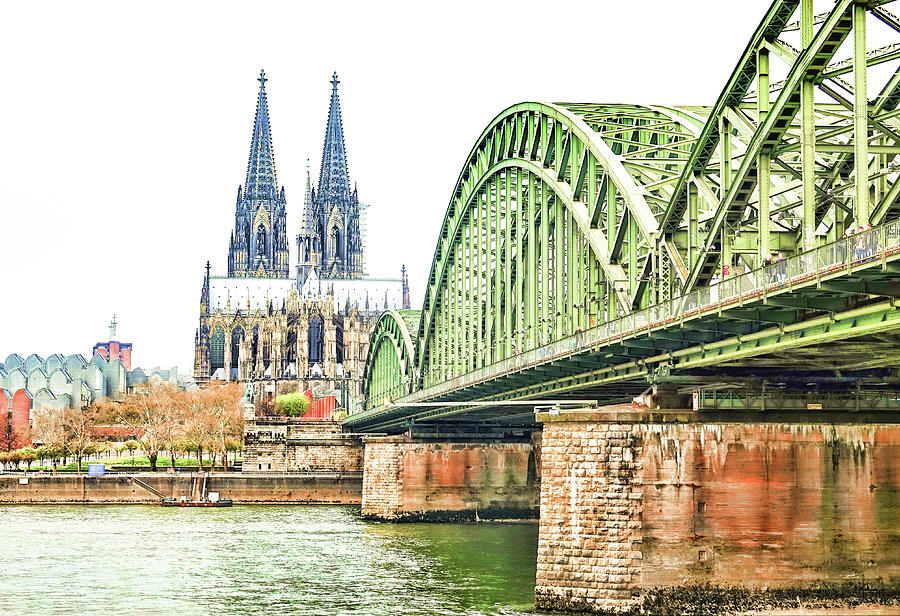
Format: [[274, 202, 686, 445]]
[[317, 73, 351, 207], [244, 70, 280, 202], [208, 276, 295, 313]]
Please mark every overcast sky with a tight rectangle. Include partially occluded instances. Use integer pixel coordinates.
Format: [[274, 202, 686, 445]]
[[1, 0, 774, 372]]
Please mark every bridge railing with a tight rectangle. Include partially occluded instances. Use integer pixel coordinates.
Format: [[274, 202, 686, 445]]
[[382, 219, 900, 410]]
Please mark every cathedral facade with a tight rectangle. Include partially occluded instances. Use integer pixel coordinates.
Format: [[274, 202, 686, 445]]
[[193, 71, 410, 407]]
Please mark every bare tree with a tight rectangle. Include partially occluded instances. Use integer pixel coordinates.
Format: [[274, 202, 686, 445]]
[[115, 383, 183, 472]]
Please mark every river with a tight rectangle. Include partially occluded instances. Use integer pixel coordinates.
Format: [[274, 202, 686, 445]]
[[0, 505, 541, 615]]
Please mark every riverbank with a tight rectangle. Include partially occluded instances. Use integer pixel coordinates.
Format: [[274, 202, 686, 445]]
[[0, 472, 361, 504]]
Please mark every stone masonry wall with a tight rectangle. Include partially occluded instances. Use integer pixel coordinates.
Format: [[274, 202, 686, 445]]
[[535, 422, 643, 613], [0, 473, 361, 504], [362, 437, 539, 521], [535, 415, 900, 613], [287, 444, 363, 473], [639, 423, 900, 587], [243, 419, 362, 473], [361, 438, 404, 519]]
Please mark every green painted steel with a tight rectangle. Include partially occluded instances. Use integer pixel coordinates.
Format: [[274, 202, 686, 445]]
[[362, 309, 419, 406], [360, 0, 900, 417]]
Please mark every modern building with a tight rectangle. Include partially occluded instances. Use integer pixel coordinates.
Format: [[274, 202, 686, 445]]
[[1, 326, 182, 447], [92, 314, 133, 370], [193, 71, 411, 406]]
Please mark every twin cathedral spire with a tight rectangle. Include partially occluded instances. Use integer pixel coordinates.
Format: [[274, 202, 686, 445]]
[[227, 70, 362, 280]]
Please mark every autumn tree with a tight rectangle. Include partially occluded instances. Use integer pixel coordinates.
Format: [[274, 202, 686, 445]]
[[32, 408, 68, 470], [18, 447, 37, 470], [60, 406, 100, 473], [0, 422, 30, 452], [191, 383, 243, 473], [114, 383, 184, 472]]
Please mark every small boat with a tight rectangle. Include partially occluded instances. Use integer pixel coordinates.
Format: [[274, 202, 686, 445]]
[[162, 498, 233, 507]]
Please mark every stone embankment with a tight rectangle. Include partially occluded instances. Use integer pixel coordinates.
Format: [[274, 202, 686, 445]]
[[0, 472, 362, 504]]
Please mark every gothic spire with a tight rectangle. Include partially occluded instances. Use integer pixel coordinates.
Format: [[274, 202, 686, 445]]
[[317, 72, 351, 207], [244, 69, 278, 202], [303, 159, 313, 233]]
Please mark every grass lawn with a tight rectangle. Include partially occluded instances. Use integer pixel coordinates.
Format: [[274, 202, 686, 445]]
[[26, 455, 242, 472]]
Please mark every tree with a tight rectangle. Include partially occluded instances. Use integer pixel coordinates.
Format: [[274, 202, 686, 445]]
[[6, 450, 22, 470], [254, 395, 275, 417], [0, 422, 30, 452], [225, 438, 242, 468], [18, 447, 38, 470], [59, 406, 100, 473], [32, 408, 72, 471], [274, 392, 311, 417], [189, 383, 243, 473], [34, 445, 50, 467], [115, 383, 183, 472], [123, 439, 139, 460]]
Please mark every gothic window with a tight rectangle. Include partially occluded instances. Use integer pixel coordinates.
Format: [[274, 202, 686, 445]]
[[256, 225, 267, 256], [308, 314, 324, 365], [286, 315, 298, 364], [244, 223, 251, 251], [330, 227, 341, 260], [210, 326, 225, 370], [231, 326, 244, 369], [334, 318, 344, 365]]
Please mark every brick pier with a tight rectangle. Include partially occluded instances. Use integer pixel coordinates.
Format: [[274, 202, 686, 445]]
[[534, 408, 900, 613], [361, 436, 539, 521], [535, 419, 644, 613]]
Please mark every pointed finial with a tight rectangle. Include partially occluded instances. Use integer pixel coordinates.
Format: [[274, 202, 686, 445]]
[[109, 314, 118, 340], [206, 260, 211, 277], [331, 72, 339, 90], [259, 69, 267, 86]]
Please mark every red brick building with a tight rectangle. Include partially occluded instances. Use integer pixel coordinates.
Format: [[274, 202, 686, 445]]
[[92, 314, 132, 371]]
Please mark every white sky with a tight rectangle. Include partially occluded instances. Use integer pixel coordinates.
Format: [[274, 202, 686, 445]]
[[0, 0, 775, 371]]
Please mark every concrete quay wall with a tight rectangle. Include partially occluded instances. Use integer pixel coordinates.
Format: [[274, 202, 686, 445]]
[[535, 415, 900, 613], [0, 472, 362, 505]]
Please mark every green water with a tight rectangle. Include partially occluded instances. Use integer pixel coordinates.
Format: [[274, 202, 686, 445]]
[[0, 506, 541, 615]]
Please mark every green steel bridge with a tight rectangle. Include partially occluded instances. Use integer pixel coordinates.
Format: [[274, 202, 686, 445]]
[[349, 0, 900, 434]]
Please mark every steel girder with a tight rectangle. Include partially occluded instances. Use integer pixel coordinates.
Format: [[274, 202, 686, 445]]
[[411, 102, 704, 393], [359, 0, 900, 420], [652, 0, 900, 303], [361, 309, 418, 406]]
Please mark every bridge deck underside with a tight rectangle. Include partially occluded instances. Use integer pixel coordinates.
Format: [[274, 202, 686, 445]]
[[349, 251, 900, 433]]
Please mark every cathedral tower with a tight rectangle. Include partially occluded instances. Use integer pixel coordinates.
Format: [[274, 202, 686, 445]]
[[297, 73, 363, 280], [228, 70, 289, 278]]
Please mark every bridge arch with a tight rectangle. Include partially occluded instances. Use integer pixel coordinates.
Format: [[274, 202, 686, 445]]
[[362, 309, 419, 408], [415, 102, 703, 388]]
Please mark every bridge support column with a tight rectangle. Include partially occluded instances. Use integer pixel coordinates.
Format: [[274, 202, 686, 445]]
[[535, 413, 644, 613], [535, 407, 900, 613], [361, 435, 539, 521]]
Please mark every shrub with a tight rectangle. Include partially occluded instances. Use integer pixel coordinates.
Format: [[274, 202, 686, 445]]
[[274, 392, 311, 417]]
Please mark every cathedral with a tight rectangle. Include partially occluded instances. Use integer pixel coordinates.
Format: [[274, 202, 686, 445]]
[[193, 71, 410, 406]]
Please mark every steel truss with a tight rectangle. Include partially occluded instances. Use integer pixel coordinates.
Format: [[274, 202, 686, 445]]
[[360, 0, 900, 421]]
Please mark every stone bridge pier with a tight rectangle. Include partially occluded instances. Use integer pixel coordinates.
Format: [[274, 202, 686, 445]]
[[534, 408, 900, 613], [360, 435, 540, 521]]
